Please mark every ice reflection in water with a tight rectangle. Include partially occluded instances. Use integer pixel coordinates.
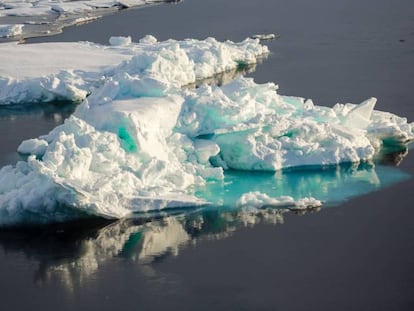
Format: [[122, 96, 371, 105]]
[[0, 155, 410, 290], [0, 208, 295, 290]]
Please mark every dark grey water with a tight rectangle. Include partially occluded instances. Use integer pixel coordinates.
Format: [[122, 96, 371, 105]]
[[1, 0, 414, 310]]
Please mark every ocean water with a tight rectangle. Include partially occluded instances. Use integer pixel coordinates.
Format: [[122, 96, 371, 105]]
[[1, 0, 414, 310]]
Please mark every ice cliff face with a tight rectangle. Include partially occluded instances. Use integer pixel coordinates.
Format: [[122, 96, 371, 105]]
[[0, 36, 412, 226]]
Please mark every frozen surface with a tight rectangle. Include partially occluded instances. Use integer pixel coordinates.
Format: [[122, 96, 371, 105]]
[[0, 36, 413, 226]]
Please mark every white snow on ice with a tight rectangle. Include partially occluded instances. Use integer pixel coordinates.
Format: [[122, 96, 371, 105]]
[[0, 36, 413, 226]]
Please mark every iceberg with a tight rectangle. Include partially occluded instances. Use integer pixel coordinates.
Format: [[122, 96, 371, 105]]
[[0, 36, 412, 226]]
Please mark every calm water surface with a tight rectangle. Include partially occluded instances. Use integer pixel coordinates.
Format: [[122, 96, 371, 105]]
[[1, 0, 414, 310]]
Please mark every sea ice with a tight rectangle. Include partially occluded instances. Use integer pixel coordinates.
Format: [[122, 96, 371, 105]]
[[0, 35, 412, 226]]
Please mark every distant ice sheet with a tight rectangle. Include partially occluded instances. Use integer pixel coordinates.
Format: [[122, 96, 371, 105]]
[[0, 36, 412, 226], [0, 0, 166, 18], [0, 0, 178, 39]]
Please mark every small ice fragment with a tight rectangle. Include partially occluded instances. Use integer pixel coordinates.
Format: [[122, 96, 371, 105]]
[[343, 97, 377, 129], [0, 24, 24, 38], [17, 138, 48, 156], [250, 33, 278, 41], [194, 139, 220, 163], [139, 35, 158, 44], [73, 16, 100, 25], [236, 191, 322, 209], [291, 197, 323, 210], [109, 36, 132, 46]]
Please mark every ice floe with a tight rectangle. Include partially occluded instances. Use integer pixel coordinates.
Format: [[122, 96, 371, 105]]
[[0, 36, 412, 226], [0, 35, 267, 104]]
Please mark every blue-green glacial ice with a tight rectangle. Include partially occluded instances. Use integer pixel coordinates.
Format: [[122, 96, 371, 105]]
[[0, 36, 412, 226]]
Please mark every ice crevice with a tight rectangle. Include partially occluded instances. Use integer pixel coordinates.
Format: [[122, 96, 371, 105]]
[[0, 35, 413, 226]]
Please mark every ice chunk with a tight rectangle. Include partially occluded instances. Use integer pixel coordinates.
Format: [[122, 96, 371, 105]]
[[17, 138, 48, 156], [236, 192, 322, 209], [193, 139, 220, 164], [0, 24, 23, 38], [139, 35, 158, 44], [250, 33, 278, 41], [342, 97, 377, 129], [109, 36, 132, 46]]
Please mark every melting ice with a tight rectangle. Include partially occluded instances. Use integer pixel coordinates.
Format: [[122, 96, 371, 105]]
[[0, 35, 413, 226]]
